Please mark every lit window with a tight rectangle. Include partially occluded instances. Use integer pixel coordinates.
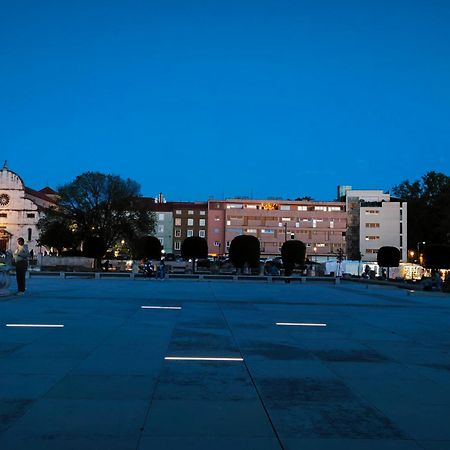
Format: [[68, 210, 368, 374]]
[[175, 210, 182, 215], [246, 229, 257, 233], [227, 204, 243, 209], [199, 219, 205, 226], [188, 210, 194, 215], [280, 205, 290, 211], [174, 241, 181, 250], [175, 218, 181, 226], [158, 214, 165, 221], [200, 210, 206, 215], [366, 223, 380, 228], [281, 217, 290, 221], [187, 218, 194, 226], [297, 206, 307, 211], [199, 230, 205, 238], [187, 230, 194, 237], [314, 206, 327, 211]]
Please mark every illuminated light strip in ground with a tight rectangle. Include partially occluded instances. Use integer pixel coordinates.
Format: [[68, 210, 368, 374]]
[[276, 322, 327, 327], [6, 324, 64, 328], [141, 306, 182, 310], [164, 356, 244, 362]]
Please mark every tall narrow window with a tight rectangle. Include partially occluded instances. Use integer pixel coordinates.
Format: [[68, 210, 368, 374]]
[[28, 228, 32, 241]]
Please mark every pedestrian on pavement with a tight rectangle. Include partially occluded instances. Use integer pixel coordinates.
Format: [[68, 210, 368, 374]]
[[14, 237, 29, 295], [158, 258, 166, 280]]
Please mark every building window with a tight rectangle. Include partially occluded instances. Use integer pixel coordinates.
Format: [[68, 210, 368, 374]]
[[187, 218, 194, 226], [330, 220, 334, 229], [226, 241, 231, 248], [200, 210, 206, 215], [281, 217, 290, 221], [174, 241, 181, 250], [175, 210, 182, 215], [187, 229, 194, 237], [227, 204, 243, 209], [280, 205, 290, 210], [246, 229, 257, 233], [175, 218, 181, 226], [28, 228, 32, 241], [159, 238, 164, 246], [158, 225, 164, 233], [0, 213, 7, 218], [365, 236, 380, 240], [295, 222, 300, 228], [261, 229, 274, 234], [314, 206, 327, 211], [27, 213, 36, 218], [158, 214, 165, 221], [226, 220, 231, 226], [297, 206, 307, 211], [328, 206, 342, 211], [366, 223, 380, 228], [199, 219, 206, 226], [199, 230, 205, 238], [175, 229, 181, 237], [246, 205, 257, 209], [214, 217, 221, 221], [188, 210, 194, 215]]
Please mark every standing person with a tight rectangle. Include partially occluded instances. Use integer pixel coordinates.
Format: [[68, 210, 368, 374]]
[[14, 237, 29, 295], [158, 258, 166, 280]]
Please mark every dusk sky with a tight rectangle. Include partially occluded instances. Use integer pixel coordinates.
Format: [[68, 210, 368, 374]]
[[1, 0, 449, 201]]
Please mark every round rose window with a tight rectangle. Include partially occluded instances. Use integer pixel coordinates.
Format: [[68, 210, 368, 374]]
[[0, 193, 10, 206]]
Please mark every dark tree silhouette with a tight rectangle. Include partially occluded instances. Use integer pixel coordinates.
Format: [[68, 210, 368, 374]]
[[38, 172, 156, 264], [281, 240, 306, 276], [37, 221, 78, 254], [392, 171, 450, 247], [377, 246, 401, 279], [422, 244, 450, 269], [133, 236, 162, 260], [181, 237, 208, 273], [83, 236, 108, 264], [229, 235, 260, 272]]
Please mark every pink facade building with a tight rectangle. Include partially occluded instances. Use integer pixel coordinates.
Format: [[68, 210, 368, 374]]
[[207, 199, 347, 259]]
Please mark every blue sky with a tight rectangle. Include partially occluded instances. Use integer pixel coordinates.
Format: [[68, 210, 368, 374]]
[[1, 0, 449, 201]]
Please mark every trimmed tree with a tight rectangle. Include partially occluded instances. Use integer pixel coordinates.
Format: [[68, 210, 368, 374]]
[[83, 236, 108, 266], [377, 246, 401, 280], [281, 240, 306, 276], [181, 237, 208, 273], [132, 236, 162, 261], [229, 235, 260, 273]]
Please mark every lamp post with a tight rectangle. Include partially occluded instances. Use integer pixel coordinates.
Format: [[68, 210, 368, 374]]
[[417, 241, 426, 265]]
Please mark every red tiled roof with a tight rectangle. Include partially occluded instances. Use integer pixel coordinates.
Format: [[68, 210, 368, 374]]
[[24, 187, 57, 204], [39, 186, 58, 195]]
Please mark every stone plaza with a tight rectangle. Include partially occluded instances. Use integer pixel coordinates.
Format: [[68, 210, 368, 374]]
[[1, 277, 450, 449]]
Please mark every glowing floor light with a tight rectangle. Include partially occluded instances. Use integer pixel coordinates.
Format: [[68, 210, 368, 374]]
[[141, 306, 182, 310], [276, 322, 327, 327], [6, 324, 64, 328], [164, 356, 244, 362]]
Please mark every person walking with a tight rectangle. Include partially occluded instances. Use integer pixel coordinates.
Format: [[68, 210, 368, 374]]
[[14, 237, 29, 295]]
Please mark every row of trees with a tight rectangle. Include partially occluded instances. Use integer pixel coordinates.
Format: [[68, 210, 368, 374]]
[[392, 171, 450, 248]]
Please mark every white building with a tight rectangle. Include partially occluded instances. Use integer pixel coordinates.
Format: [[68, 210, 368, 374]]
[[346, 189, 407, 262], [0, 163, 57, 255]]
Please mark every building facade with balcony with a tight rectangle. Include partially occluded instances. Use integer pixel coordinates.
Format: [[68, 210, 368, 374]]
[[207, 199, 347, 259], [345, 190, 407, 262]]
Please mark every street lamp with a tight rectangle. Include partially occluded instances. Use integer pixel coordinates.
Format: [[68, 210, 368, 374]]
[[417, 241, 426, 265]]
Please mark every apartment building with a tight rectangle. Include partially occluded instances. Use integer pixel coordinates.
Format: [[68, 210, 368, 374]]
[[207, 199, 347, 259], [345, 190, 407, 262]]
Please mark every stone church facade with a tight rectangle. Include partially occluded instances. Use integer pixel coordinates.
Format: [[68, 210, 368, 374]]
[[0, 163, 57, 255]]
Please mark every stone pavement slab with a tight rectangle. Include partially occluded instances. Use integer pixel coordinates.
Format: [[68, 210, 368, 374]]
[[0, 277, 449, 449]]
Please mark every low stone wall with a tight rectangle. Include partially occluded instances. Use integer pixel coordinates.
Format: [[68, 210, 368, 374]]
[[38, 255, 95, 272]]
